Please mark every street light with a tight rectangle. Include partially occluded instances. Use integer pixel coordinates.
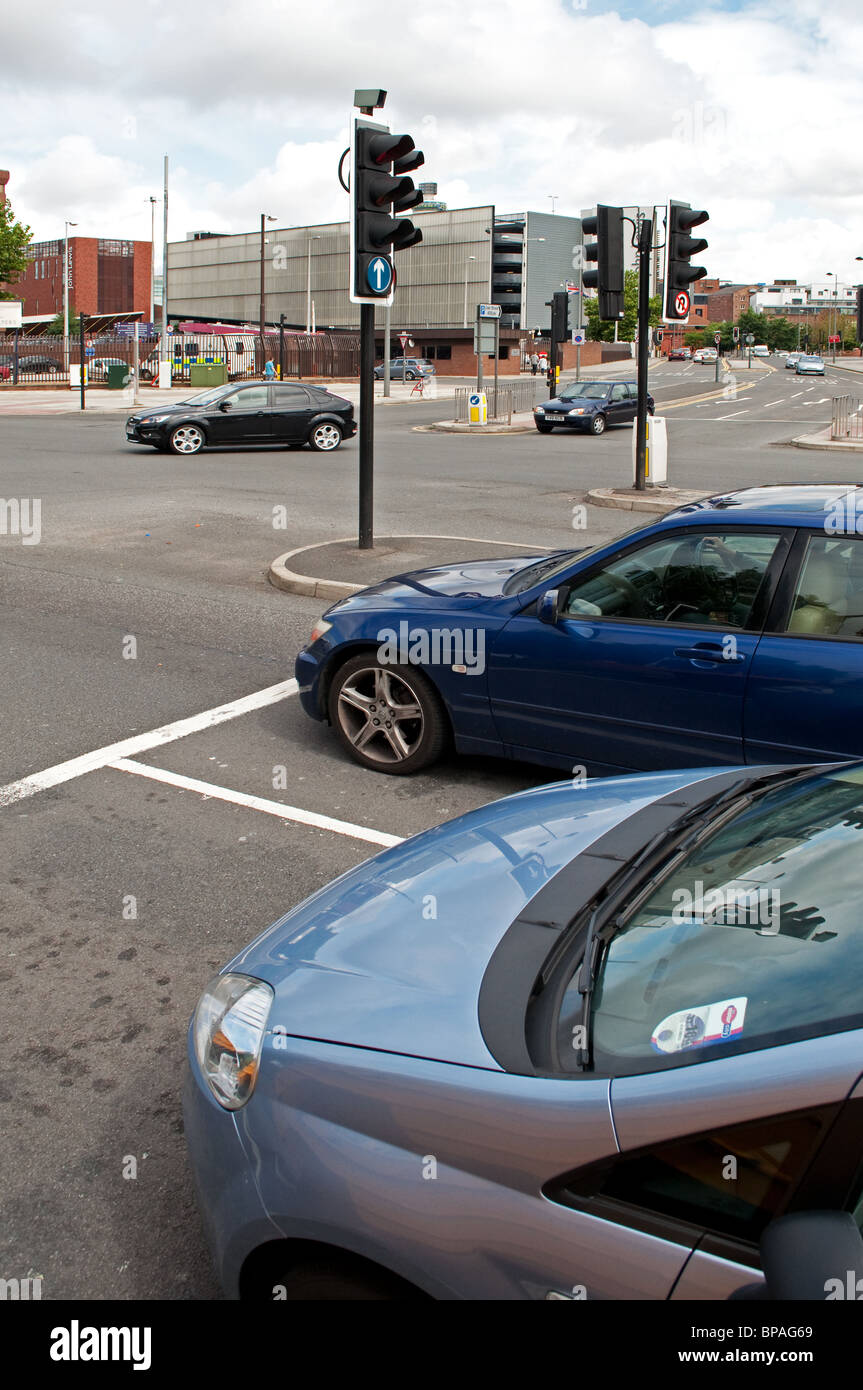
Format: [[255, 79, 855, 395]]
[[306, 234, 321, 335], [148, 197, 158, 328], [259, 213, 277, 339], [549, 195, 559, 215], [826, 270, 838, 361], [63, 219, 77, 345], [463, 255, 477, 328]]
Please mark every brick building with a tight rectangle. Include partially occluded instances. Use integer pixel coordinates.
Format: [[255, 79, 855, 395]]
[[690, 279, 756, 325], [15, 236, 152, 320]]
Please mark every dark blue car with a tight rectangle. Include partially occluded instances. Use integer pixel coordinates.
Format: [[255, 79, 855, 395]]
[[295, 484, 863, 776]]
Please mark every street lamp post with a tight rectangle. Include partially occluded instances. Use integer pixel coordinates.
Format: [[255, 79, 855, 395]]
[[463, 255, 477, 329], [548, 195, 559, 216], [63, 219, 77, 367], [259, 213, 277, 347], [306, 234, 321, 335], [826, 271, 837, 361], [148, 197, 157, 329]]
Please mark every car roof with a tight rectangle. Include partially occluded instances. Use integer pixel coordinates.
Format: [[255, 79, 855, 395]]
[[663, 483, 863, 527]]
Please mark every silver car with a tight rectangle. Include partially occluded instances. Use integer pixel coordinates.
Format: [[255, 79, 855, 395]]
[[796, 355, 826, 375], [185, 761, 863, 1300]]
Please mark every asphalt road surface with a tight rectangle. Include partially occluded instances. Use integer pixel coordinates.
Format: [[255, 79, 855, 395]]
[[1, 357, 860, 1299]]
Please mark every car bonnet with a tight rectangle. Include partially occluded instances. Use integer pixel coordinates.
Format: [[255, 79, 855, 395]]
[[227, 769, 728, 1069]]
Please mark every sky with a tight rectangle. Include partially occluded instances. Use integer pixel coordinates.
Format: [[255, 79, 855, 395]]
[[2, 0, 862, 291]]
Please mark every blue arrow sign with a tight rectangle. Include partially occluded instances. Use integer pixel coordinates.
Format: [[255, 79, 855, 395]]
[[367, 256, 393, 294]]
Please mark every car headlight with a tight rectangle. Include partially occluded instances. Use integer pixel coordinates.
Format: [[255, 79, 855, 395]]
[[193, 973, 274, 1110], [309, 618, 332, 644], [534, 406, 545, 415], [568, 408, 586, 415], [141, 415, 171, 424]]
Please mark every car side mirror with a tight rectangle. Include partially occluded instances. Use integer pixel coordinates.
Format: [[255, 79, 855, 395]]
[[219, 400, 232, 411], [730, 1211, 863, 1301], [538, 589, 561, 625]]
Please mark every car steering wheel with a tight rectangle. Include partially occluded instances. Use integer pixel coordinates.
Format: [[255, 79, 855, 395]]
[[604, 572, 643, 613]]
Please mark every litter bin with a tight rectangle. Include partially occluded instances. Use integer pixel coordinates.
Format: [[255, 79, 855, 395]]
[[107, 363, 130, 389], [189, 363, 227, 387]]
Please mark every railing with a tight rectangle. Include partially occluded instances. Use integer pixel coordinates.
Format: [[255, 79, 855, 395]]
[[454, 379, 543, 424], [0, 330, 361, 386], [832, 396, 863, 440]]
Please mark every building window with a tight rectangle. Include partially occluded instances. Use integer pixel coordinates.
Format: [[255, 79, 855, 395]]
[[435, 345, 452, 360]]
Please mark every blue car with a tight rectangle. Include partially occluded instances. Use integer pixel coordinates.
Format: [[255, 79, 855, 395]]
[[184, 760, 863, 1299], [295, 484, 863, 776]]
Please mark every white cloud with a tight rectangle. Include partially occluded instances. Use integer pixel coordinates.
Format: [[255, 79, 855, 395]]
[[1, 0, 861, 285]]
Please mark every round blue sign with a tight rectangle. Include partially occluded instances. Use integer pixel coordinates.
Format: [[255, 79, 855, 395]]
[[366, 256, 393, 294]]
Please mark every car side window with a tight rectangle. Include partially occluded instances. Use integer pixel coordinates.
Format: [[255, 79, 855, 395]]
[[560, 531, 781, 628], [272, 386, 309, 406], [785, 534, 863, 639], [227, 386, 269, 410], [558, 1109, 832, 1245], [610, 384, 628, 401]]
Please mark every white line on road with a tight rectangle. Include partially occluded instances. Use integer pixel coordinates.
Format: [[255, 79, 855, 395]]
[[109, 759, 403, 848], [715, 409, 751, 419], [0, 677, 299, 808]]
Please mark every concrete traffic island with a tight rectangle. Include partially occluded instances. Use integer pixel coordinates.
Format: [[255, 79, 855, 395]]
[[269, 534, 552, 600], [586, 485, 711, 513]]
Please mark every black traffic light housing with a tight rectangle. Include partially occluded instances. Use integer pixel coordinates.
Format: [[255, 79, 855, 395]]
[[663, 200, 709, 321], [548, 290, 569, 345], [856, 286, 863, 344], [350, 118, 424, 304], [582, 205, 624, 321]]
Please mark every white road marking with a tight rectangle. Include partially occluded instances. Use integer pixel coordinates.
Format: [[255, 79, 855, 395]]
[[716, 409, 750, 419], [0, 677, 299, 808], [109, 759, 403, 848]]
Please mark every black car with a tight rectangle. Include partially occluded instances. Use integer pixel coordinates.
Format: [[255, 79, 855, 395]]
[[17, 355, 63, 374], [125, 381, 356, 455], [533, 379, 655, 436]]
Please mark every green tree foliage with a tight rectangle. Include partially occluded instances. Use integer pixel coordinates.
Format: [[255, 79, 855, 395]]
[[45, 307, 81, 335], [0, 198, 33, 298]]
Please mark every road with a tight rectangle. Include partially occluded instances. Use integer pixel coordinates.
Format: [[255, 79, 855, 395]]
[[1, 354, 860, 1299]]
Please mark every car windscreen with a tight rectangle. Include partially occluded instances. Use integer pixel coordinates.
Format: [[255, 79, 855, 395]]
[[575, 766, 863, 1075], [503, 526, 645, 596], [183, 385, 233, 405], [559, 382, 611, 400]]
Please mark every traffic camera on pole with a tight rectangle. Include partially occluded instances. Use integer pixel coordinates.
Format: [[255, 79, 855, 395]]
[[350, 116, 424, 306], [662, 200, 709, 322], [581, 205, 625, 321]]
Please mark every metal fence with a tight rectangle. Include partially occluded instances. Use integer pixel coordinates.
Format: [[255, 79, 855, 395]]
[[0, 330, 361, 386], [454, 378, 543, 424], [832, 395, 863, 440]]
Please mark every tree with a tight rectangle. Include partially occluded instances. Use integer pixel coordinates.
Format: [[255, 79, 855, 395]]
[[584, 269, 661, 343], [0, 198, 33, 298], [45, 307, 81, 335]]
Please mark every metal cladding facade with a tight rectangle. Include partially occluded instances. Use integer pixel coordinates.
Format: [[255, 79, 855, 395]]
[[167, 207, 495, 330]]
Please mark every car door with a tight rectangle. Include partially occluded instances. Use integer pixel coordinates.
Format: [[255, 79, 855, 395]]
[[487, 527, 789, 773], [744, 529, 863, 762], [607, 382, 631, 424], [270, 384, 313, 442], [205, 384, 273, 444]]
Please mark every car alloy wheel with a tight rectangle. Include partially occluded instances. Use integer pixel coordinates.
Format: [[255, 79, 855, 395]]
[[590, 413, 607, 435], [405, 370, 416, 380], [169, 424, 204, 455], [329, 656, 447, 774], [309, 422, 342, 452]]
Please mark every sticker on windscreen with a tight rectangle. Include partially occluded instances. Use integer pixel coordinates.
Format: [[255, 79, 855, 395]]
[[651, 997, 747, 1054]]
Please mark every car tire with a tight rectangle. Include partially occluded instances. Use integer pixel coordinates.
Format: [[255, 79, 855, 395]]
[[168, 424, 205, 455], [535, 423, 553, 434], [328, 653, 448, 775], [590, 413, 607, 436], [308, 421, 342, 452], [405, 370, 416, 380], [648, 403, 655, 416]]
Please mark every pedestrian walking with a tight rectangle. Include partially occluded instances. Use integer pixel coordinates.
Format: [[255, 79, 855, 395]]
[[263, 359, 276, 380], [530, 352, 539, 376]]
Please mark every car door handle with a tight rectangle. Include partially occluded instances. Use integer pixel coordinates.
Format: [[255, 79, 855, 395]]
[[674, 645, 743, 664]]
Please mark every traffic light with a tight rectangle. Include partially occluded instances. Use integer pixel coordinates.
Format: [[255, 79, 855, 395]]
[[856, 286, 863, 344], [733, 325, 740, 343], [662, 200, 709, 321], [350, 117, 424, 305], [550, 291, 569, 345], [581, 205, 624, 321]]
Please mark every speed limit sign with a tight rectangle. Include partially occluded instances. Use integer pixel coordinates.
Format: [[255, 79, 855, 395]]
[[674, 290, 690, 317]]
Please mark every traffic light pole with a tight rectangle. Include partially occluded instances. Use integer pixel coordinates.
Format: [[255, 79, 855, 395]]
[[359, 303, 375, 549], [634, 217, 651, 491]]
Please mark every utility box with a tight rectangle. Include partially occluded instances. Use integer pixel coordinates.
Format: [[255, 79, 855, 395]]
[[107, 363, 130, 389], [468, 391, 488, 425], [189, 363, 227, 387], [633, 414, 668, 486]]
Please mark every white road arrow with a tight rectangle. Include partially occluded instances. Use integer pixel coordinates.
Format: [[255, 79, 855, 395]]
[[372, 258, 388, 289]]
